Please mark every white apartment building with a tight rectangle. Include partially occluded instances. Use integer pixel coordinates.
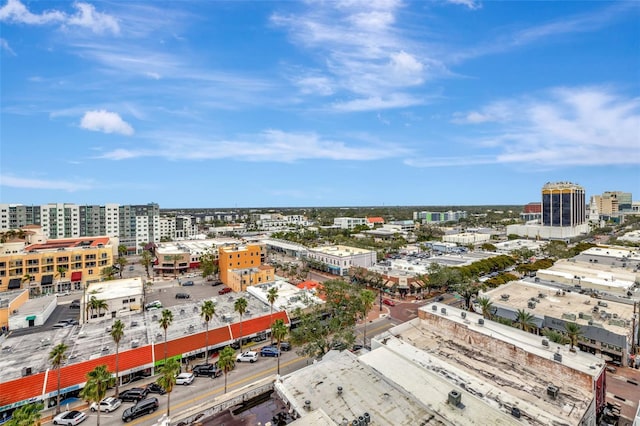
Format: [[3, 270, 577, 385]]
[[159, 216, 177, 240], [333, 217, 367, 230], [40, 203, 80, 239], [306, 245, 377, 276]]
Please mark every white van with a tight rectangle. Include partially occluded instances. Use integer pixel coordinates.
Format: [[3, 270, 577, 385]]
[[145, 300, 162, 310]]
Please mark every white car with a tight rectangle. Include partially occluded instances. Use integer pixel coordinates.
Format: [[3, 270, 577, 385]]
[[52, 410, 87, 425], [90, 396, 122, 413], [175, 372, 195, 385], [236, 351, 258, 363]]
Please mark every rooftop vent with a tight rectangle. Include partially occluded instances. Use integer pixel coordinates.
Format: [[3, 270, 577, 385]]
[[304, 400, 311, 411], [478, 318, 484, 326], [553, 353, 563, 362], [432, 305, 438, 311], [461, 312, 466, 319], [527, 301, 536, 309], [511, 407, 521, 418], [448, 390, 462, 407], [501, 294, 510, 300], [337, 386, 343, 396], [441, 308, 447, 315], [542, 339, 549, 347], [547, 385, 559, 399]]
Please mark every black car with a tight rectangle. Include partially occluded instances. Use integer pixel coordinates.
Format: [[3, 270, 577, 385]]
[[279, 342, 291, 351], [119, 387, 149, 402], [122, 397, 159, 422], [192, 363, 222, 378], [182, 280, 194, 286], [145, 383, 166, 395], [175, 293, 190, 299]]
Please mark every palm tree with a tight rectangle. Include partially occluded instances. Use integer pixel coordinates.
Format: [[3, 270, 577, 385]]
[[49, 343, 68, 414], [110, 319, 125, 397], [543, 328, 567, 344], [266, 287, 279, 343], [140, 250, 153, 279], [159, 309, 174, 361], [217, 346, 236, 394], [200, 300, 216, 358], [90, 297, 108, 319], [234, 297, 248, 351], [476, 297, 494, 320], [359, 289, 376, 348], [55, 266, 68, 287], [118, 244, 128, 258], [6, 402, 43, 426], [167, 254, 182, 278], [565, 322, 582, 351], [21, 274, 33, 286], [115, 257, 128, 278], [271, 319, 287, 375], [156, 358, 180, 417], [79, 365, 112, 426], [514, 309, 536, 333]]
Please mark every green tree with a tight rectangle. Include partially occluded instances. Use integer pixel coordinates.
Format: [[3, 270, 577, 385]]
[[110, 319, 125, 397], [266, 287, 279, 343], [6, 402, 43, 426], [543, 329, 567, 344], [167, 254, 182, 278], [514, 309, 536, 333], [140, 250, 153, 279], [200, 300, 216, 357], [80, 365, 112, 426], [156, 358, 180, 417], [234, 297, 248, 350], [159, 309, 174, 361], [115, 257, 128, 279], [358, 289, 376, 348], [118, 244, 128, 257], [218, 346, 236, 394], [453, 276, 484, 311], [100, 266, 117, 281], [565, 322, 582, 351], [476, 297, 494, 320], [49, 343, 68, 414], [271, 319, 288, 375], [199, 250, 217, 280]]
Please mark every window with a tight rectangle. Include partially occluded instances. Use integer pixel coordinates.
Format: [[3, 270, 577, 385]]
[[88, 269, 94, 275]]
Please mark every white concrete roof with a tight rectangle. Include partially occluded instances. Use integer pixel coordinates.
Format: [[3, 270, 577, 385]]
[[86, 277, 144, 301], [483, 281, 636, 333], [247, 281, 323, 313], [308, 245, 374, 256]]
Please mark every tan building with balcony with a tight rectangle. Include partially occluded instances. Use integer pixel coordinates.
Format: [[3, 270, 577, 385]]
[[0, 237, 115, 294], [219, 244, 271, 288]]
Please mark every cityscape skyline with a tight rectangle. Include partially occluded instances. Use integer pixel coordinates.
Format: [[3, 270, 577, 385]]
[[1, 1, 639, 208]]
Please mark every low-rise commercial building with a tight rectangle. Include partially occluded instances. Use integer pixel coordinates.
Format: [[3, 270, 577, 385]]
[[483, 281, 638, 366], [305, 245, 376, 276], [83, 277, 144, 323]]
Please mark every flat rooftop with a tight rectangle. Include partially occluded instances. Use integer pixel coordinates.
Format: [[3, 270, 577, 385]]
[[382, 304, 604, 425], [86, 277, 144, 303], [483, 281, 635, 334], [155, 238, 240, 254], [308, 245, 374, 256], [247, 281, 323, 313], [0, 289, 273, 383]]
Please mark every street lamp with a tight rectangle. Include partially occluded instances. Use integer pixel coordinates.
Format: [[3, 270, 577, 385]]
[[379, 288, 383, 312]]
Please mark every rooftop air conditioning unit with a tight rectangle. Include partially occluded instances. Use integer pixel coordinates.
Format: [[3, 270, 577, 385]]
[[542, 339, 549, 347], [461, 312, 466, 319], [553, 353, 563, 362], [432, 305, 438, 311], [448, 390, 462, 407], [478, 318, 484, 326], [547, 385, 559, 399], [441, 308, 447, 315]]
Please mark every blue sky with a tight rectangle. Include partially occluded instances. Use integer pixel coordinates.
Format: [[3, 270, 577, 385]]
[[1, 0, 639, 208]]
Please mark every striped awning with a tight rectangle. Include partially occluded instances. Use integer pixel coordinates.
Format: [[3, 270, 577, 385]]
[[8, 278, 21, 289], [41, 274, 54, 285]]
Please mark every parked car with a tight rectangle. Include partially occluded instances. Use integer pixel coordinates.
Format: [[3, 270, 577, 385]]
[[236, 351, 258, 363], [90, 396, 122, 413], [145, 382, 166, 395], [145, 300, 162, 310], [52, 322, 73, 329], [279, 342, 291, 352], [192, 363, 222, 378], [122, 397, 159, 422], [53, 410, 87, 425], [218, 287, 232, 295], [175, 293, 190, 299], [175, 372, 195, 385], [119, 387, 149, 402], [182, 280, 194, 286], [69, 301, 81, 309], [210, 280, 223, 286], [382, 299, 396, 306], [260, 346, 280, 357]]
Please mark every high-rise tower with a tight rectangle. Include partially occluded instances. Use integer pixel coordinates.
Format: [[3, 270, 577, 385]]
[[541, 182, 586, 227]]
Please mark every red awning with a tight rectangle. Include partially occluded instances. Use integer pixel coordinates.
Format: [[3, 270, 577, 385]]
[[71, 271, 82, 281]]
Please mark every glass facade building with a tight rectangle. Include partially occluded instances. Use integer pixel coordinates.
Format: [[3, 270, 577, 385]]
[[541, 182, 586, 227]]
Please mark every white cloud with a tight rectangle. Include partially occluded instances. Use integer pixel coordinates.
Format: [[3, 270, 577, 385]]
[[80, 110, 134, 135], [66, 2, 119, 35], [417, 86, 640, 168], [295, 76, 335, 96], [332, 94, 424, 112], [271, 1, 444, 111], [0, 38, 15, 55], [0, 0, 119, 34], [0, 174, 92, 191], [444, 0, 482, 10], [97, 129, 410, 162]]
